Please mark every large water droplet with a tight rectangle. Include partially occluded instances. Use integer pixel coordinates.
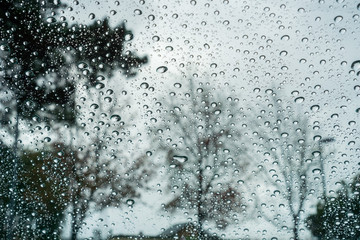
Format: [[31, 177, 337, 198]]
[[295, 97, 305, 103], [173, 155, 188, 163], [111, 115, 121, 122], [334, 15, 343, 22], [156, 66, 168, 73]]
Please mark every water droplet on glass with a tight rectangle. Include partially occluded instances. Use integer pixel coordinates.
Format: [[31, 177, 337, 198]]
[[111, 115, 121, 122], [295, 97, 305, 103], [156, 66, 168, 73], [334, 15, 343, 22], [95, 83, 105, 89], [174, 83, 182, 88], [280, 50, 288, 56], [311, 105, 320, 112], [152, 36, 160, 42], [90, 104, 99, 110], [148, 14, 155, 21], [173, 155, 188, 163], [134, 9, 142, 15], [126, 199, 135, 206], [140, 82, 149, 89], [46, 17, 56, 23], [125, 33, 133, 41], [89, 13, 95, 20], [281, 35, 290, 41], [78, 62, 88, 69]]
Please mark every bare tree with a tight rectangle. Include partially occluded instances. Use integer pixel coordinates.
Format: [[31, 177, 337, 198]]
[[248, 88, 334, 240], [60, 87, 154, 240], [149, 78, 248, 234]]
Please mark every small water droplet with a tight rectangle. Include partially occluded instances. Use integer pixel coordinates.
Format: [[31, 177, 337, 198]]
[[89, 13, 95, 20]]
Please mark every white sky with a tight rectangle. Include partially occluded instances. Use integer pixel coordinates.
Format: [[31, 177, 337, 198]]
[[49, 0, 360, 238]]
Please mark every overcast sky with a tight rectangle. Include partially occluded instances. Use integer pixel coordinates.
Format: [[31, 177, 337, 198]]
[[54, 0, 360, 239]]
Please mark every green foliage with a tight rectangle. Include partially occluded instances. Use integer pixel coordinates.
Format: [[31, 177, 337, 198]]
[[307, 174, 360, 239]]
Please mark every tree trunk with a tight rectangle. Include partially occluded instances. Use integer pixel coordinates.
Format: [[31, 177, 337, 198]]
[[293, 214, 299, 240], [197, 163, 204, 239], [7, 108, 20, 240]]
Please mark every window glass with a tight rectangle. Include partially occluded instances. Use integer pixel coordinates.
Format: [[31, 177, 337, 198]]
[[1, 0, 359, 239]]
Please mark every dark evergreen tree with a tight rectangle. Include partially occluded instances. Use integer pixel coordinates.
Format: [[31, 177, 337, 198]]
[[0, 0, 147, 238], [307, 174, 360, 239]]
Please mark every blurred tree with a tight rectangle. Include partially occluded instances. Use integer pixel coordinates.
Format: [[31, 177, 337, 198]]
[[63, 91, 154, 240], [149, 78, 248, 234], [0, 0, 147, 239], [248, 88, 334, 240], [307, 174, 360, 239]]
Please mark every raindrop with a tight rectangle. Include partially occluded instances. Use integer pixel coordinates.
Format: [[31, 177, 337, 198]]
[[134, 9, 142, 15], [95, 83, 105, 89], [126, 199, 135, 206], [46, 17, 56, 23], [294, 97, 305, 103], [280, 50, 288, 56], [125, 33, 134, 41], [310, 105, 320, 112], [156, 66, 168, 73], [90, 104, 99, 109], [148, 14, 155, 21], [173, 155, 188, 163], [111, 115, 121, 122], [281, 132, 288, 138], [339, 28, 346, 34], [174, 83, 182, 88], [312, 151, 320, 157], [96, 75, 105, 81], [281, 35, 290, 41], [78, 62, 88, 69], [110, 10, 117, 15], [152, 36, 160, 42], [165, 46, 173, 51], [312, 168, 321, 174], [297, 8, 305, 13], [89, 13, 95, 20], [334, 15, 343, 22], [140, 82, 149, 89], [351, 60, 360, 72]]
